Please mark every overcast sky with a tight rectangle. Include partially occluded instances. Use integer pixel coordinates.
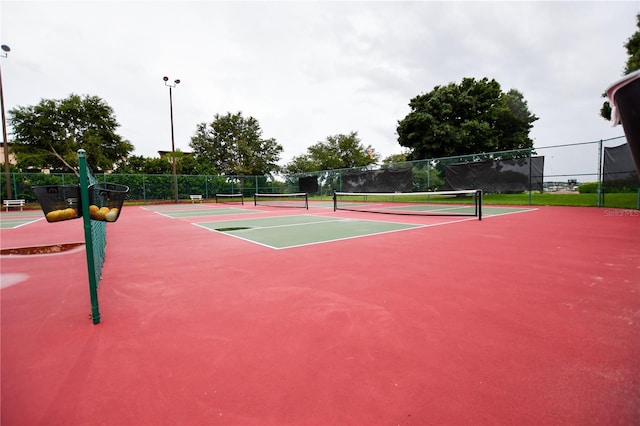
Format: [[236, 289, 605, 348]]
[[1, 1, 639, 168]]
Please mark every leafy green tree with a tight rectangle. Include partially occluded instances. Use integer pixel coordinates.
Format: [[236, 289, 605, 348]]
[[9, 94, 133, 172], [114, 151, 218, 176], [601, 14, 640, 121], [285, 154, 320, 174], [382, 152, 409, 165], [284, 132, 377, 173], [177, 154, 218, 175], [111, 155, 170, 174], [142, 157, 173, 175], [624, 14, 640, 74], [189, 112, 283, 176], [396, 78, 538, 160], [113, 155, 149, 173]]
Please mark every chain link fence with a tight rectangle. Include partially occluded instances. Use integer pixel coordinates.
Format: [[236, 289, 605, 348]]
[[2, 136, 638, 208]]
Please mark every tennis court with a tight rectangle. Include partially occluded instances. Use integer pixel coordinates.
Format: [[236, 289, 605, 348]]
[[151, 206, 256, 218], [195, 215, 422, 249], [0, 211, 44, 229], [1, 200, 638, 425]]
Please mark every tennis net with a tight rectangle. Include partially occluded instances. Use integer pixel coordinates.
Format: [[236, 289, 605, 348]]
[[333, 190, 482, 219], [254, 192, 309, 209], [215, 193, 245, 205]]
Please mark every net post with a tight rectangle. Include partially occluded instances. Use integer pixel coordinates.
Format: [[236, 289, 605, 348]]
[[78, 149, 101, 324], [304, 192, 309, 209], [333, 190, 337, 211], [477, 189, 482, 221], [253, 193, 257, 206]]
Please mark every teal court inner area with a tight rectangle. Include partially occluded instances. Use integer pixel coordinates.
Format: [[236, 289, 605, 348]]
[[194, 215, 423, 249]]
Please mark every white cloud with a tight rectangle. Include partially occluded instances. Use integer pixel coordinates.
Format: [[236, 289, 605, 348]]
[[1, 0, 638, 167]]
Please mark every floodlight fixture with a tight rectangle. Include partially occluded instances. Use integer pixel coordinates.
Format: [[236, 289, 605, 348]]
[[162, 76, 180, 203], [163, 76, 180, 89]]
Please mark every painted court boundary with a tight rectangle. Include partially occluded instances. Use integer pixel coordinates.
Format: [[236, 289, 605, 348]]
[[190, 213, 505, 250]]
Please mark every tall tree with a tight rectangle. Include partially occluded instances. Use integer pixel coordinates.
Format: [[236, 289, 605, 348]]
[[9, 94, 133, 172], [190, 112, 282, 176], [623, 14, 640, 74], [114, 151, 218, 175], [284, 131, 377, 173], [396, 78, 537, 160], [382, 152, 409, 165], [600, 14, 640, 121]]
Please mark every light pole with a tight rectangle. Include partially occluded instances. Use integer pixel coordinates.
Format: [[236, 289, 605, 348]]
[[163, 76, 180, 204], [1, 44, 11, 200]]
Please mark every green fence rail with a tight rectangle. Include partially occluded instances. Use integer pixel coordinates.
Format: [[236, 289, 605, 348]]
[[0, 173, 293, 203], [2, 137, 638, 208]]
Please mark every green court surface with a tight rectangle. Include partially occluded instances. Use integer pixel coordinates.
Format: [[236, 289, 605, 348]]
[[142, 204, 213, 211], [0, 218, 43, 229], [482, 206, 538, 215], [0, 212, 44, 229], [154, 207, 254, 218], [194, 215, 422, 249]]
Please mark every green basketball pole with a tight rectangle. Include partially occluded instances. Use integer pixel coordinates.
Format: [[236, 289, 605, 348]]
[[78, 149, 101, 324]]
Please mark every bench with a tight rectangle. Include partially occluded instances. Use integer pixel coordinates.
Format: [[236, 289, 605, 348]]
[[4, 199, 25, 211], [189, 194, 203, 204]]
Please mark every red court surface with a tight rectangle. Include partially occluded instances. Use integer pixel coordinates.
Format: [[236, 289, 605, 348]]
[[1, 204, 639, 425]]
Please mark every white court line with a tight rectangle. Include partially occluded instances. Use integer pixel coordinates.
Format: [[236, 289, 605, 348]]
[[271, 216, 484, 250], [191, 223, 279, 249], [191, 214, 478, 250], [151, 208, 258, 219], [1, 218, 45, 229], [192, 221, 424, 250], [483, 207, 539, 218], [0, 273, 30, 289], [189, 208, 537, 250], [209, 217, 351, 231]]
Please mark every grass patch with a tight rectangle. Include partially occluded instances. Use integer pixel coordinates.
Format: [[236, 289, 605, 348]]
[[482, 192, 638, 209], [311, 192, 639, 209]]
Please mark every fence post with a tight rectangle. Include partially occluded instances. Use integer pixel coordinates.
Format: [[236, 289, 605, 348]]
[[11, 171, 17, 199], [528, 149, 533, 206], [78, 149, 101, 324], [597, 140, 603, 207]]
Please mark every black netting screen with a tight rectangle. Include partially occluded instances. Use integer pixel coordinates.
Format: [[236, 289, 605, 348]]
[[444, 156, 544, 192], [611, 74, 640, 175], [298, 176, 319, 195], [342, 168, 412, 192], [603, 143, 639, 189]]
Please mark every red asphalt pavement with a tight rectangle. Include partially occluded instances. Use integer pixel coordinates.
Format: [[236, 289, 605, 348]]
[[1, 205, 639, 425]]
